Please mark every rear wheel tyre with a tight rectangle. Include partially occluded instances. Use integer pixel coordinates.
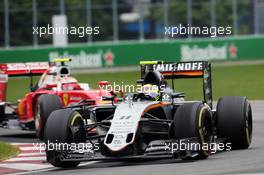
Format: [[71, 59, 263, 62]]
[[173, 102, 213, 160], [44, 109, 85, 168], [216, 96, 252, 150], [35, 94, 62, 140]]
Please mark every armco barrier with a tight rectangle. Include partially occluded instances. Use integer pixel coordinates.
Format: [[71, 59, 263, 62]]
[[0, 35, 263, 68]]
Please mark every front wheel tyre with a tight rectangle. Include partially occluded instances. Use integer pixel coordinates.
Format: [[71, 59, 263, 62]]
[[44, 109, 86, 168], [173, 102, 213, 160]]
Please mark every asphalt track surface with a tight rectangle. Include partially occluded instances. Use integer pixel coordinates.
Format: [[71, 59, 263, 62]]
[[0, 101, 263, 175]]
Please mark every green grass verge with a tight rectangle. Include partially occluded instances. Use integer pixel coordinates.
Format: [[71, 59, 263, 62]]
[[6, 64, 264, 102], [0, 141, 20, 161]]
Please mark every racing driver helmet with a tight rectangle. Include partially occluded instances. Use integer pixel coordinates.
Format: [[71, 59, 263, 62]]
[[140, 84, 160, 100]]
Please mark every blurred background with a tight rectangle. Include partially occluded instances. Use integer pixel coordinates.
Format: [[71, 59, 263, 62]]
[[0, 0, 263, 47], [0, 0, 263, 101]]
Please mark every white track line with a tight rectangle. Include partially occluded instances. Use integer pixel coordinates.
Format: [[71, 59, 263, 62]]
[[4, 161, 99, 175], [18, 146, 45, 152], [4, 156, 46, 162], [0, 143, 98, 175], [18, 153, 45, 157], [7, 167, 59, 175], [0, 163, 52, 171], [80, 161, 99, 166], [11, 143, 31, 146]]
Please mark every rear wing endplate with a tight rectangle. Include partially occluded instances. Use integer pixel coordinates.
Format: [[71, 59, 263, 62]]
[[140, 61, 213, 108], [0, 62, 49, 76]]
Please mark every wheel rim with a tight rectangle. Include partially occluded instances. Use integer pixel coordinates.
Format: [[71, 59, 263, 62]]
[[203, 112, 213, 143], [245, 104, 253, 145], [199, 108, 213, 155], [34, 103, 42, 135], [69, 114, 85, 143]]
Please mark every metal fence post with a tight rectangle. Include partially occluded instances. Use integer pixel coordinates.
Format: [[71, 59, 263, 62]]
[[60, 0, 65, 14], [86, 0, 92, 42], [211, 0, 216, 27], [112, 0, 118, 41], [139, 3, 144, 41], [232, 0, 238, 35], [163, 0, 168, 39], [187, 0, 192, 38], [4, 0, 10, 48], [253, 0, 258, 34], [32, 0, 38, 47]]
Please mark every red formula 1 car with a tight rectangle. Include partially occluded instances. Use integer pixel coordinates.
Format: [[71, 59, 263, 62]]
[[0, 58, 111, 139]]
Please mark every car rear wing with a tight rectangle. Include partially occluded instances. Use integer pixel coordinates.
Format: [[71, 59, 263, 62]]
[[0, 58, 72, 77], [139, 61, 213, 108], [0, 62, 49, 76]]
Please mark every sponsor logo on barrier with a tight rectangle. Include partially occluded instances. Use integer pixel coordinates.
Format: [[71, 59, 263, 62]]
[[49, 49, 115, 68], [49, 51, 102, 68], [104, 50, 115, 66], [229, 44, 238, 58], [181, 44, 238, 61], [181, 44, 227, 61]]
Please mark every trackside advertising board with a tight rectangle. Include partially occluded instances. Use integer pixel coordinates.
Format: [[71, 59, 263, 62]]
[[0, 35, 263, 68]]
